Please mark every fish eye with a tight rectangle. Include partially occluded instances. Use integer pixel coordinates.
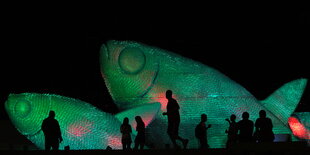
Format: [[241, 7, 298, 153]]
[[14, 100, 31, 118], [118, 47, 146, 74]]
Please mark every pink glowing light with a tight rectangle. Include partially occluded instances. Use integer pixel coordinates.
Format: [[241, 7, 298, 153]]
[[288, 116, 310, 139], [150, 91, 179, 111], [107, 135, 122, 148], [68, 121, 93, 137]]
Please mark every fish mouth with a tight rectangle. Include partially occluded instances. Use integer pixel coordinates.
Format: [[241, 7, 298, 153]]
[[23, 128, 42, 137], [101, 44, 110, 60], [137, 63, 160, 98]]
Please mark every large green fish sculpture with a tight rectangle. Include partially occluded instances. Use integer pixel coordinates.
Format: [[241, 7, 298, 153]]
[[5, 93, 160, 150], [100, 40, 308, 148]]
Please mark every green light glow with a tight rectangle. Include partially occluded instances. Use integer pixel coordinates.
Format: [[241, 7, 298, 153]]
[[5, 93, 158, 150], [15, 99, 32, 117], [5, 93, 124, 150], [100, 40, 308, 148]]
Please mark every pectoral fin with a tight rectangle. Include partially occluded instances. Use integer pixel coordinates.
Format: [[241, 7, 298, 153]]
[[115, 102, 161, 131]]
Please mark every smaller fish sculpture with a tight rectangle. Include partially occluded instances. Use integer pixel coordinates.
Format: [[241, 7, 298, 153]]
[[5, 93, 160, 150]]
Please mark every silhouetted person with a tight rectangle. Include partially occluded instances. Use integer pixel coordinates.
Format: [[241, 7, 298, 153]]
[[225, 114, 238, 148], [120, 117, 132, 150], [254, 110, 274, 143], [237, 112, 254, 143], [195, 114, 211, 149], [163, 90, 189, 149], [41, 111, 63, 150], [134, 116, 145, 150]]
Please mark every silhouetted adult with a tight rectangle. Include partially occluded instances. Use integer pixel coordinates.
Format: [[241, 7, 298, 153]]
[[134, 116, 145, 150], [41, 111, 63, 150], [237, 112, 254, 143], [195, 114, 211, 149], [225, 114, 238, 148], [163, 90, 189, 149], [120, 117, 132, 150], [254, 110, 274, 142]]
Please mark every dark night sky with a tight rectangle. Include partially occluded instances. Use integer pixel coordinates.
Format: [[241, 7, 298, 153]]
[[1, 5, 309, 121]]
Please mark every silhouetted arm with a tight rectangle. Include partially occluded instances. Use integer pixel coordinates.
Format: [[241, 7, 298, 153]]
[[225, 118, 231, 124], [120, 125, 124, 133], [56, 120, 63, 142], [41, 120, 46, 132]]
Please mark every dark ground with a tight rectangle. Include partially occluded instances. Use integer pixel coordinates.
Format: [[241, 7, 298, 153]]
[[1, 142, 310, 155]]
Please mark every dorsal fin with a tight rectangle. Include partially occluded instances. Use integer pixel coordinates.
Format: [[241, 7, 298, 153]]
[[260, 78, 308, 124]]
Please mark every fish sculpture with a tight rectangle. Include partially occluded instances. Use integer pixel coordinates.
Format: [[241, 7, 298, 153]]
[[100, 40, 308, 148], [5, 93, 160, 150]]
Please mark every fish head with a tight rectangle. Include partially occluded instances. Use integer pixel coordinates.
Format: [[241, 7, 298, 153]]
[[100, 40, 160, 109], [5, 93, 51, 136]]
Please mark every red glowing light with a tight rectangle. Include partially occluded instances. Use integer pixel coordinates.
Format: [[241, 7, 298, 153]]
[[150, 92, 167, 111], [150, 91, 179, 111], [68, 121, 93, 137], [288, 116, 310, 139], [107, 135, 122, 148]]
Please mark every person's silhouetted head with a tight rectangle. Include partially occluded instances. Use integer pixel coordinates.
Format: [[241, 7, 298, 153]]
[[123, 117, 129, 125], [135, 116, 143, 123], [49, 111, 55, 118], [230, 114, 236, 122], [201, 114, 207, 122], [242, 112, 249, 120], [166, 90, 173, 99], [259, 110, 266, 118]]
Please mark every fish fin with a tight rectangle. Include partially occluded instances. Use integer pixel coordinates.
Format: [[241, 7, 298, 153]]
[[260, 78, 308, 124], [115, 102, 161, 129]]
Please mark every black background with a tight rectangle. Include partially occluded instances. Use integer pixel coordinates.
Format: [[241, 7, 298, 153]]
[[1, 4, 309, 121]]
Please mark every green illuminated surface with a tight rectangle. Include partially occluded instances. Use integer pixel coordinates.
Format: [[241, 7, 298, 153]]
[[5, 93, 158, 150], [100, 40, 308, 148]]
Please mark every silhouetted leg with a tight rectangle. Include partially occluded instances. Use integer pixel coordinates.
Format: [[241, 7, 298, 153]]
[[127, 142, 131, 150], [45, 141, 51, 151], [175, 135, 188, 149], [122, 143, 125, 150], [168, 134, 179, 149], [51, 142, 59, 150], [199, 138, 207, 149], [140, 143, 144, 150], [134, 142, 139, 150]]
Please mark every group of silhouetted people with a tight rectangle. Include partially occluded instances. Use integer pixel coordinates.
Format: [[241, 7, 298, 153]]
[[40, 90, 275, 151], [120, 116, 146, 150], [119, 89, 189, 150], [225, 110, 275, 149]]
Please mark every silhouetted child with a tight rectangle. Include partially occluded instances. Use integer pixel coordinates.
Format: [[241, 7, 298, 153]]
[[41, 111, 63, 150], [134, 116, 145, 150], [163, 90, 189, 149], [237, 112, 254, 143], [225, 114, 238, 148], [254, 110, 274, 142], [195, 114, 211, 149], [120, 117, 132, 150]]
